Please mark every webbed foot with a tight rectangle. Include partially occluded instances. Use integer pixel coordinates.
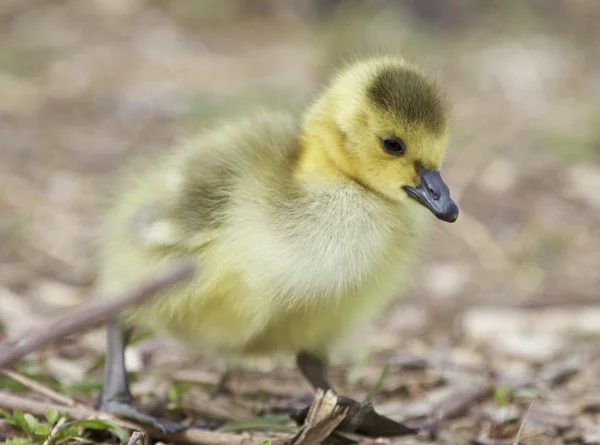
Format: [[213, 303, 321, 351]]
[[290, 394, 419, 438], [98, 399, 190, 434]]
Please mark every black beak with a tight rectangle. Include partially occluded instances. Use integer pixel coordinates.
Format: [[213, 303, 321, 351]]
[[403, 167, 459, 223]]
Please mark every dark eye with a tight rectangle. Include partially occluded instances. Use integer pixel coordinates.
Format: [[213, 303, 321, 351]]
[[382, 138, 406, 155]]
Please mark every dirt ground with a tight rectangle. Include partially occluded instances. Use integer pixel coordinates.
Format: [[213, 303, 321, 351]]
[[1, 1, 600, 444]]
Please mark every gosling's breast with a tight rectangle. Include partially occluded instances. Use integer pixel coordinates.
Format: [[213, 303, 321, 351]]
[[223, 181, 425, 306]]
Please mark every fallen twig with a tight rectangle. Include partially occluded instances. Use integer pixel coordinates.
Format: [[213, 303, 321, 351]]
[[0, 391, 263, 445], [0, 390, 142, 431], [42, 416, 67, 445], [513, 403, 534, 445], [126, 431, 145, 445], [1, 369, 75, 406], [0, 261, 195, 369]]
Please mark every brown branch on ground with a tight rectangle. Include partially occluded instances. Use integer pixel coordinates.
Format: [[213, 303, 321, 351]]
[[0, 391, 264, 445], [1, 369, 75, 406], [126, 431, 145, 445], [0, 390, 143, 431], [0, 261, 196, 369]]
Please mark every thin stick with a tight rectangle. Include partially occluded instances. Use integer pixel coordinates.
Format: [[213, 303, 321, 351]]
[[0, 261, 195, 369], [513, 403, 535, 445], [0, 390, 142, 430], [1, 369, 75, 406], [0, 391, 261, 445], [42, 416, 67, 445], [126, 431, 145, 445]]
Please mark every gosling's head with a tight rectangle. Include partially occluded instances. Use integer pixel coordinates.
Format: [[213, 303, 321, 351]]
[[306, 56, 458, 223]]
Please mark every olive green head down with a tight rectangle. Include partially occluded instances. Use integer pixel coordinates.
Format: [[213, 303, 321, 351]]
[[299, 56, 458, 222]]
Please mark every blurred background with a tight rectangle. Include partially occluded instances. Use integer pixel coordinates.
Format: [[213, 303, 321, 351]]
[[2, 0, 599, 328], [1, 0, 600, 441]]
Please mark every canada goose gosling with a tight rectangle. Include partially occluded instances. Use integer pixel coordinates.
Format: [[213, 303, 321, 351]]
[[96, 55, 458, 436]]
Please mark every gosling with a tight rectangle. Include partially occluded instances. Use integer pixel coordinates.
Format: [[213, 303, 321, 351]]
[[95, 55, 459, 436]]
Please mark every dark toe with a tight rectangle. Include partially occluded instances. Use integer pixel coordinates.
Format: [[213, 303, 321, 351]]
[[290, 395, 420, 438], [290, 405, 310, 425], [356, 409, 420, 437], [153, 419, 191, 434], [335, 397, 372, 433], [99, 400, 190, 434]]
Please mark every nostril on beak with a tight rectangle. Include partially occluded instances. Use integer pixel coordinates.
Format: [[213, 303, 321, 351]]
[[428, 187, 439, 200]]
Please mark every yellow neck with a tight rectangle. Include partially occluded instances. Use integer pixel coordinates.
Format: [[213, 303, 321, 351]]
[[295, 101, 399, 205], [295, 102, 355, 185]]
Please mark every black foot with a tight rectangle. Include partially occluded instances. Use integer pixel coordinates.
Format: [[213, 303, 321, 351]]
[[98, 399, 190, 434], [290, 394, 419, 438]]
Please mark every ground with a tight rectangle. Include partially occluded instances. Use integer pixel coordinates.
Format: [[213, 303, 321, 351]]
[[1, 1, 600, 444]]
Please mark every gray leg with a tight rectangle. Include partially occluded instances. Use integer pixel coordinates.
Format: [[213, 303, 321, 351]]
[[296, 351, 332, 391], [292, 350, 419, 438], [97, 319, 189, 434], [294, 350, 370, 431], [100, 320, 133, 404]]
